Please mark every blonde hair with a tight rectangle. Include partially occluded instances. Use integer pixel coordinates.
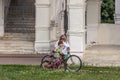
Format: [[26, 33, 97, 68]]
[[60, 35, 67, 42]]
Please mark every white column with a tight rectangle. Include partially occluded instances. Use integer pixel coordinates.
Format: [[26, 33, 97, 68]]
[[115, 0, 120, 24], [68, 0, 86, 58], [86, 0, 101, 45], [35, 0, 50, 53], [0, 0, 4, 37]]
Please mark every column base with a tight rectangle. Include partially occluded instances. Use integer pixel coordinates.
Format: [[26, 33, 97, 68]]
[[68, 30, 85, 59], [114, 14, 120, 24], [35, 41, 50, 54]]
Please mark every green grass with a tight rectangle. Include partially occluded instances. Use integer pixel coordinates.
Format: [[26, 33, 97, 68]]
[[0, 65, 120, 80]]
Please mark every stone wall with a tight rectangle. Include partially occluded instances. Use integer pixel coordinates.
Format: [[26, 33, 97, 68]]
[[86, 0, 101, 46], [98, 24, 120, 45]]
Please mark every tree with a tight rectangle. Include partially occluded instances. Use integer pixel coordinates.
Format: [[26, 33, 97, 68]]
[[101, 0, 115, 23]]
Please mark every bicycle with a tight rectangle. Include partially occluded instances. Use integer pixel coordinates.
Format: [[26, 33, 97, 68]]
[[40, 52, 82, 72]]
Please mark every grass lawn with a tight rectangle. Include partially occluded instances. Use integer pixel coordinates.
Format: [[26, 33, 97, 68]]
[[0, 65, 120, 80]]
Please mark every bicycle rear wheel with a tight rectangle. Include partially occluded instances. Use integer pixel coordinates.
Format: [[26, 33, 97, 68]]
[[65, 55, 82, 72], [41, 61, 51, 69], [40, 54, 54, 67]]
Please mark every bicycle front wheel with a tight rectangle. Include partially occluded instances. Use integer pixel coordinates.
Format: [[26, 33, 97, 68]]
[[65, 55, 82, 72]]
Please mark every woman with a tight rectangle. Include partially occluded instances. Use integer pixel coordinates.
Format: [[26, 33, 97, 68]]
[[54, 35, 70, 55]]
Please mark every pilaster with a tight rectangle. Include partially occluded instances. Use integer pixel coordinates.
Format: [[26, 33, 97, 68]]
[[35, 0, 50, 53], [0, 0, 4, 37], [68, 0, 86, 58], [115, 0, 120, 24]]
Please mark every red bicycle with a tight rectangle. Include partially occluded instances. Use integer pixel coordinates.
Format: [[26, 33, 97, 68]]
[[40, 52, 82, 72]]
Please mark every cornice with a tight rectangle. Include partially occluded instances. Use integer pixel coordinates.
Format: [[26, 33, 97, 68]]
[[68, 3, 86, 9]]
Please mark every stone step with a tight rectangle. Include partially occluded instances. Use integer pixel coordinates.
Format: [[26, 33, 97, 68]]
[[6, 19, 35, 23], [83, 45, 120, 66], [5, 29, 35, 33], [6, 24, 35, 27], [0, 50, 34, 54], [15, 0, 35, 3], [5, 24, 35, 29], [11, 0, 35, 6], [6, 19, 35, 29], [7, 17, 35, 19], [0, 37, 34, 41], [8, 13, 35, 16], [7, 15, 34, 19], [4, 33, 35, 37], [5, 23, 35, 32], [0, 33, 35, 41], [0, 40, 34, 46], [0, 40, 34, 54], [11, 3, 34, 6], [0, 47, 34, 51], [8, 6, 35, 12], [5, 27, 35, 30], [6, 18, 35, 21], [8, 9, 34, 13], [11, 2, 35, 6]]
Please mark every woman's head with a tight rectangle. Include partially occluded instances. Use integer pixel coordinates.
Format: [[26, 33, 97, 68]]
[[60, 35, 67, 41]]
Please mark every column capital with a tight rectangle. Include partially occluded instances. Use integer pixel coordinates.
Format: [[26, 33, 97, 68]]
[[67, 30, 85, 37], [35, 3, 50, 8], [68, 1, 86, 9], [69, 0, 86, 4], [86, 0, 102, 2]]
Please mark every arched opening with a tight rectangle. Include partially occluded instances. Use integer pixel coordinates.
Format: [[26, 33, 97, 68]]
[[2, 0, 35, 54], [5, 0, 35, 41]]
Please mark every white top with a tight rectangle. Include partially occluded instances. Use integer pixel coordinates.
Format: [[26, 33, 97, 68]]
[[54, 40, 70, 54]]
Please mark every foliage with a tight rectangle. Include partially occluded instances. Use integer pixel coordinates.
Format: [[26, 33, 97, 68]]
[[0, 65, 120, 80], [101, 0, 115, 23]]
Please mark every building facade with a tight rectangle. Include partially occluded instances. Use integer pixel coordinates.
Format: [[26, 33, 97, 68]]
[[0, 0, 119, 58]]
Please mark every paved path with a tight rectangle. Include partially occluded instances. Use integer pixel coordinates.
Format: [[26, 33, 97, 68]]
[[0, 54, 45, 65], [1, 45, 120, 66]]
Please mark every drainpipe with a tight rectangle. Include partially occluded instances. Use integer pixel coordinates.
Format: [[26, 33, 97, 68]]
[[64, 0, 68, 36]]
